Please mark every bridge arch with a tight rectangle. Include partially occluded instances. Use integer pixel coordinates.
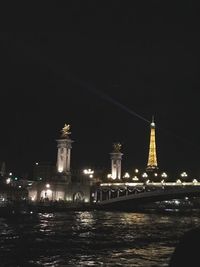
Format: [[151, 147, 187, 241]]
[[96, 186, 200, 210], [73, 191, 84, 202]]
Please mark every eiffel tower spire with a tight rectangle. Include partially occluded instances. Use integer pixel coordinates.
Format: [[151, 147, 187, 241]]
[[146, 116, 158, 171]]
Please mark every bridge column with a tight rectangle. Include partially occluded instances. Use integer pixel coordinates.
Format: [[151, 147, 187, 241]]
[[110, 143, 123, 180], [108, 190, 111, 200], [117, 189, 120, 198], [94, 191, 97, 202], [126, 188, 128, 196], [100, 190, 103, 201]]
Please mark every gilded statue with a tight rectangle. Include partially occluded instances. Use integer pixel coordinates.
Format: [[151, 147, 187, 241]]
[[113, 143, 122, 152], [61, 124, 71, 138]]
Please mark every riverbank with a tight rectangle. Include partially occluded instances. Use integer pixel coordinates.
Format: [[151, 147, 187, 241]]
[[1, 198, 200, 216], [29, 202, 94, 212], [0, 201, 95, 216]]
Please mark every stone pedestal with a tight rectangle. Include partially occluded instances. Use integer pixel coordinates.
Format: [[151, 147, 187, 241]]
[[110, 152, 123, 180], [56, 138, 73, 178]]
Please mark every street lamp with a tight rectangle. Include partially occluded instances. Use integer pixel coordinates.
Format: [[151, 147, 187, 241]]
[[46, 183, 50, 188], [123, 172, 130, 178], [181, 172, 188, 178], [142, 172, 148, 178], [161, 172, 168, 178], [83, 169, 94, 175]]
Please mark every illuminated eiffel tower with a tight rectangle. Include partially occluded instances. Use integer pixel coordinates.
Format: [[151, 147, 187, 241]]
[[146, 116, 158, 172]]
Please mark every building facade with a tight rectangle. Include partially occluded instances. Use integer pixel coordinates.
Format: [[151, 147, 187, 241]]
[[28, 124, 91, 203]]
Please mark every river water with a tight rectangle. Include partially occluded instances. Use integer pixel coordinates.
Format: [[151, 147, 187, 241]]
[[0, 210, 199, 266]]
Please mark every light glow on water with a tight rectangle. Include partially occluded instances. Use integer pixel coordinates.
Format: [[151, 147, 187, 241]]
[[0, 211, 200, 266]]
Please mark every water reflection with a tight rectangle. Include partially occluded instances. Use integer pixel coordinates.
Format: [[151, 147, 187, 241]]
[[0, 210, 199, 266], [75, 211, 95, 224]]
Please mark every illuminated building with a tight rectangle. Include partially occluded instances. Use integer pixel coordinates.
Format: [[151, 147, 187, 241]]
[[28, 124, 91, 203], [33, 162, 55, 181], [0, 183, 27, 206]]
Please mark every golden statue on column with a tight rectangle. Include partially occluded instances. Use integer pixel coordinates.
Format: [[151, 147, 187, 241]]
[[61, 124, 71, 138], [113, 143, 122, 152]]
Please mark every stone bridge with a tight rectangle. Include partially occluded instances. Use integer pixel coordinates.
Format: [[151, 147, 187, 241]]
[[94, 182, 200, 210]]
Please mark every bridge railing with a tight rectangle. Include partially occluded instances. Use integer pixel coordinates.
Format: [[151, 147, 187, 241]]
[[93, 182, 200, 202], [100, 182, 200, 187]]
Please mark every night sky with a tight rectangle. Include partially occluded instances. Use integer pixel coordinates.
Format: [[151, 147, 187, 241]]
[[1, 2, 200, 176]]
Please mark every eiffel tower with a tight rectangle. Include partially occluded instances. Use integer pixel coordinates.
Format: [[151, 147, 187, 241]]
[[146, 116, 158, 172]]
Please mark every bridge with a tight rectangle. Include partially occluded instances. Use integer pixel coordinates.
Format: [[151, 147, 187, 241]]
[[94, 182, 200, 210]]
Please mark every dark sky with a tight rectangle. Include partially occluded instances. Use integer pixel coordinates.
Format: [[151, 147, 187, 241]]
[[1, 2, 200, 176]]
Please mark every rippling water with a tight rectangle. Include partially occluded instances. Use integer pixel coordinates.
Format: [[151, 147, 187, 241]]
[[0, 210, 199, 266]]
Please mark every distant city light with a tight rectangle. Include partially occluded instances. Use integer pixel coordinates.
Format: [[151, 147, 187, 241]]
[[46, 183, 50, 188], [107, 174, 112, 178], [66, 197, 72, 202], [176, 179, 182, 184], [9, 172, 12, 176], [18, 185, 22, 188], [6, 178, 11, 184], [135, 169, 139, 173], [89, 174, 93, 178], [14, 177, 18, 180], [35, 162, 39, 165], [58, 167, 63, 173], [154, 173, 158, 177], [83, 169, 94, 175]]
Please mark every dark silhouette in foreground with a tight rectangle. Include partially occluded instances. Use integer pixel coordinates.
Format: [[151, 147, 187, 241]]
[[169, 227, 200, 266]]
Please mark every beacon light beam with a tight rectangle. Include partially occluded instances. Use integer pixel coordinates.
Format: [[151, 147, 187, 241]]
[[81, 86, 200, 152], [10, 36, 200, 152], [8, 35, 149, 125], [84, 87, 150, 124]]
